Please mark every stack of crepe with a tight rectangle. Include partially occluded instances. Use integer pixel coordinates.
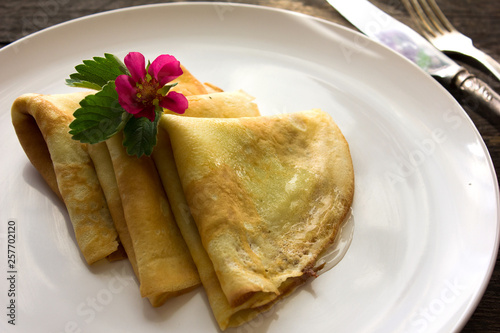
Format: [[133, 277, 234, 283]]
[[11, 65, 354, 330]]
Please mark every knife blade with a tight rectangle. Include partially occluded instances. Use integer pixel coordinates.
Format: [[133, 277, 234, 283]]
[[326, 0, 500, 121]]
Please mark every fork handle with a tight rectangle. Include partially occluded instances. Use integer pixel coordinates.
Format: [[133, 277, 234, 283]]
[[453, 69, 500, 121]]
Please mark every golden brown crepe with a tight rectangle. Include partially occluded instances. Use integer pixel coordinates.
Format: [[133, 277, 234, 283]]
[[9, 63, 212, 266], [11, 92, 119, 264], [171, 65, 211, 96], [163, 90, 259, 118], [84, 64, 211, 275], [153, 90, 271, 328], [90, 92, 257, 306], [105, 133, 200, 306], [84, 67, 211, 306], [86, 142, 138, 269], [159, 109, 354, 329]]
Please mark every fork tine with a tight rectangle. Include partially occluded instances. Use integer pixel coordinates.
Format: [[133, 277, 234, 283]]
[[424, 0, 455, 32], [416, 0, 447, 34], [401, 0, 435, 38]]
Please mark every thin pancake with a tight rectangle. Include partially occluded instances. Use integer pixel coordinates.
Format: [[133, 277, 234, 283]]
[[11, 92, 119, 264], [84, 65, 211, 305], [162, 90, 259, 118], [106, 133, 200, 306], [160, 109, 354, 329], [87, 142, 139, 272], [85, 63, 211, 279], [171, 65, 210, 96], [153, 90, 272, 328]]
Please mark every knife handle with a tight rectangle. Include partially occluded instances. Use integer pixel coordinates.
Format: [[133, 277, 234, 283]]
[[453, 69, 500, 120]]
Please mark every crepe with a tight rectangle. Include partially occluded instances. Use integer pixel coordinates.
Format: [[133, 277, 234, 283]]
[[159, 109, 354, 329], [171, 65, 211, 96], [84, 66, 212, 306], [84, 63, 212, 270], [153, 90, 273, 328], [163, 89, 259, 118], [11, 92, 119, 264], [86, 142, 138, 269], [105, 133, 200, 306]]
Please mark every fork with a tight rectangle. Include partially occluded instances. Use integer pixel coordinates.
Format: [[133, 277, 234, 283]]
[[401, 0, 500, 82]]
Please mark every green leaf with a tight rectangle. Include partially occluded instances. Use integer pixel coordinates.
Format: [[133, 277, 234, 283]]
[[122, 107, 162, 157], [66, 53, 129, 90], [65, 79, 103, 90], [157, 82, 177, 96], [69, 82, 131, 143]]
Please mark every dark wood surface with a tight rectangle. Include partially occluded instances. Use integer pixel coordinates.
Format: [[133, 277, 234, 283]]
[[1, 0, 498, 331]]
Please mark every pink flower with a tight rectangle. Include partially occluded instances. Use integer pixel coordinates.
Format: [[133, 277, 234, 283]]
[[115, 52, 188, 121]]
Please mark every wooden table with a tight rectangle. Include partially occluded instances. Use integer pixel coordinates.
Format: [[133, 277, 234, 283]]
[[1, 0, 498, 331]]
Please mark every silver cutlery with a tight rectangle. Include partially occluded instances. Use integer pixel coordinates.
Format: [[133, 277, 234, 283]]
[[401, 0, 500, 82], [325, 0, 500, 121]]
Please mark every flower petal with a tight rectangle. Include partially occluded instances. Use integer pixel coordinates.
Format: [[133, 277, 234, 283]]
[[115, 75, 136, 98], [134, 105, 156, 122], [149, 54, 183, 86], [124, 52, 146, 82], [159, 91, 188, 114], [115, 75, 143, 114]]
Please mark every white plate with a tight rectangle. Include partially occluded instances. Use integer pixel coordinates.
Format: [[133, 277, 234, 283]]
[[0, 3, 498, 333]]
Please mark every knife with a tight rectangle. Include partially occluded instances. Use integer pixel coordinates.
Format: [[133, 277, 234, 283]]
[[325, 0, 500, 121]]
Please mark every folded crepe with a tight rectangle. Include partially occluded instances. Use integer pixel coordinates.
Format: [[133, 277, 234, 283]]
[[84, 67, 213, 306], [86, 142, 139, 269], [9, 64, 209, 266], [158, 109, 354, 329], [171, 65, 211, 96], [105, 133, 200, 306], [11, 91, 119, 264], [152, 90, 271, 328], [162, 90, 259, 118], [91, 92, 258, 307]]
